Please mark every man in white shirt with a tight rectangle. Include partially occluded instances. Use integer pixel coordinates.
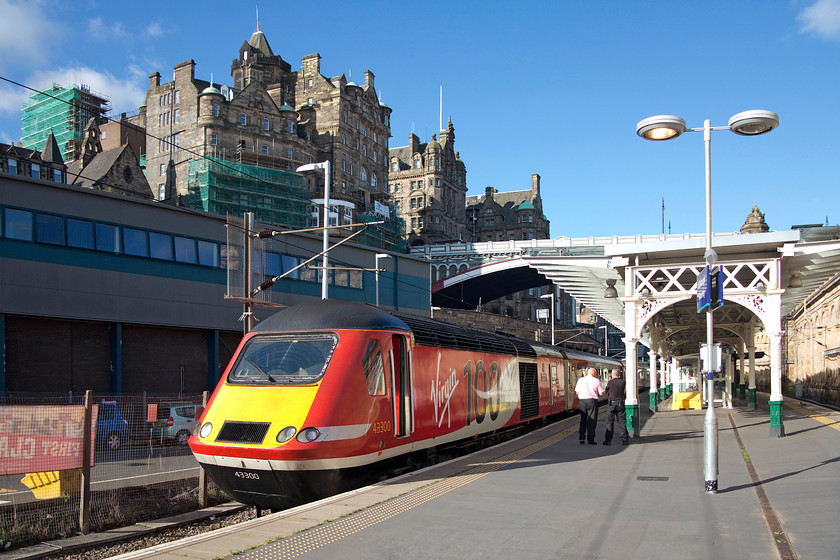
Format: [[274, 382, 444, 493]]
[[575, 367, 604, 445]]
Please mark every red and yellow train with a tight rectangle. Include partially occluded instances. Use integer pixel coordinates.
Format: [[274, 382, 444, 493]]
[[189, 300, 621, 508]]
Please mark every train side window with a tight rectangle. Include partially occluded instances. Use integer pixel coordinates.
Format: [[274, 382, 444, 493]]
[[362, 339, 385, 396]]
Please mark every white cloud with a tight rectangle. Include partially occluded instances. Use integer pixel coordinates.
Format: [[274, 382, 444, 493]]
[[798, 0, 840, 39], [147, 22, 163, 37], [0, 0, 59, 69], [87, 16, 127, 38]]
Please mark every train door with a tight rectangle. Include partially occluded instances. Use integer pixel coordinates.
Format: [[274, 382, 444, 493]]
[[390, 334, 413, 438], [565, 362, 576, 411], [550, 363, 559, 407]]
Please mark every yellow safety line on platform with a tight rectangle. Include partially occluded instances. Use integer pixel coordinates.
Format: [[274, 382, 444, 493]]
[[233, 423, 579, 560], [785, 401, 840, 432]]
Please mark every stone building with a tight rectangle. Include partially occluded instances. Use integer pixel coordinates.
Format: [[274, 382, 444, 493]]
[[1, 132, 66, 183], [143, 23, 392, 228], [66, 119, 153, 200], [465, 174, 550, 242], [388, 118, 468, 245]]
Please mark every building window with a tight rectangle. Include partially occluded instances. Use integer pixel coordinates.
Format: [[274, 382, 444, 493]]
[[263, 117, 270, 130], [363, 126, 367, 137], [307, 97, 313, 106], [360, 167, 367, 183], [174, 90, 180, 104], [4, 208, 32, 240], [149, 232, 173, 260], [52, 168, 63, 182], [160, 164, 166, 176], [287, 120, 294, 133], [49, 210, 82, 244], [173, 108, 180, 123], [307, 78, 313, 87], [287, 148, 293, 159], [391, 161, 398, 172], [414, 159, 420, 169], [371, 172, 377, 187], [123, 228, 148, 257], [158, 184, 166, 199], [362, 145, 367, 156], [212, 103, 219, 117], [343, 110, 347, 123], [374, 132, 378, 143], [240, 113, 247, 125], [342, 133, 346, 145], [174, 236, 197, 263], [211, 133, 218, 145], [173, 133, 180, 152], [341, 154, 346, 171], [419, 218, 424, 228], [395, 182, 400, 192], [31, 163, 40, 179], [410, 199, 417, 209], [66, 218, 93, 249], [373, 151, 377, 163], [94, 223, 119, 253], [418, 197, 424, 208], [262, 145, 269, 155]]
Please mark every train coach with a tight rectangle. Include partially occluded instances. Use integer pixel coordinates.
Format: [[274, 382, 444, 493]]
[[189, 300, 621, 508]]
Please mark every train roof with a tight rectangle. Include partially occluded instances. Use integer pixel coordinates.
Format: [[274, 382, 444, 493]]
[[253, 301, 619, 364], [252, 301, 536, 358], [253, 300, 411, 333], [395, 314, 537, 359]]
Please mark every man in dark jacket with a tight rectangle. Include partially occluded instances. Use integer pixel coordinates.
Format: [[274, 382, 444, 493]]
[[604, 369, 629, 445]]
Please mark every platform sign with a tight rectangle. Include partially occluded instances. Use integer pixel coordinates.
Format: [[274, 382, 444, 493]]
[[697, 266, 723, 313], [697, 267, 711, 312], [700, 342, 722, 374]]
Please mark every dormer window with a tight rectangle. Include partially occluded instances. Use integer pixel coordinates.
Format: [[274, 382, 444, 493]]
[[413, 159, 420, 169]]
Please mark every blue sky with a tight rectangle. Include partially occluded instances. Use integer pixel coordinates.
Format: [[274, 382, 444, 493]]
[[1, 0, 837, 239]]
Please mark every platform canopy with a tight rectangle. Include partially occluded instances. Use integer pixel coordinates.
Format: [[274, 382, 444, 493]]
[[523, 226, 840, 342]]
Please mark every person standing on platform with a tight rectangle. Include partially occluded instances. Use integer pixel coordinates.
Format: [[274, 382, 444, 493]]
[[604, 369, 629, 445], [575, 367, 604, 445]]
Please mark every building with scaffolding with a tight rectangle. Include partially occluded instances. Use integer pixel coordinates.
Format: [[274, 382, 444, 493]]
[[21, 83, 110, 163], [186, 157, 310, 229], [143, 22, 393, 233]]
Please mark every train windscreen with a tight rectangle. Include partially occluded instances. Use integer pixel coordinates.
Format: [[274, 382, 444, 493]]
[[227, 334, 338, 385]]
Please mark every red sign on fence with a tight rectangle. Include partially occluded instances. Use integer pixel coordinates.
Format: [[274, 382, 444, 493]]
[[0, 405, 95, 476]]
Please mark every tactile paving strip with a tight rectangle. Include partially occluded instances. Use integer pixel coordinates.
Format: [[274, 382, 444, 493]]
[[233, 424, 578, 559]]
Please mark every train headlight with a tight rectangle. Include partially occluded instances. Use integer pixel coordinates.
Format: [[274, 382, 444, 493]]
[[199, 422, 213, 438], [276, 426, 297, 443], [296, 427, 320, 443]]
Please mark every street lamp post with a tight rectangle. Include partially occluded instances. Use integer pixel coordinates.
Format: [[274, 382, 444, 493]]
[[375, 253, 391, 308], [637, 110, 778, 494], [539, 292, 555, 345], [296, 161, 332, 300]]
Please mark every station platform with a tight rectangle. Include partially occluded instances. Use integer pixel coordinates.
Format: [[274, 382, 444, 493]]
[[112, 393, 840, 560]]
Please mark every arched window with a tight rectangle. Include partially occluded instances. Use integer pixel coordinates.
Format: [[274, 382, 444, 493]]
[[371, 172, 377, 187], [360, 167, 367, 182]]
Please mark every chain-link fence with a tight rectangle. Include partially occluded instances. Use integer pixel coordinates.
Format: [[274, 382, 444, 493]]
[[0, 392, 227, 549]]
